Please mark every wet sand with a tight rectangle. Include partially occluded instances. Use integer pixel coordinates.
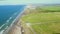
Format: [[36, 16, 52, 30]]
[[4, 5, 34, 34], [7, 21, 22, 34], [3, 6, 28, 34]]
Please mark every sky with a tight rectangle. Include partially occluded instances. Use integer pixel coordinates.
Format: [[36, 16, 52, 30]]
[[0, 0, 60, 5]]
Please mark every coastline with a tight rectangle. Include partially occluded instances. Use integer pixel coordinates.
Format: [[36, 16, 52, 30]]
[[2, 5, 28, 34], [19, 5, 37, 34]]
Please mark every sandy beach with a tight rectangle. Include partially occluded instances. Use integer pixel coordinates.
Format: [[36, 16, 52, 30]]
[[2, 5, 30, 34], [2, 5, 35, 34], [7, 20, 22, 34]]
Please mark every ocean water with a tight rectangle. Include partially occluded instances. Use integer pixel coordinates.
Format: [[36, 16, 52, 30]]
[[0, 5, 25, 32]]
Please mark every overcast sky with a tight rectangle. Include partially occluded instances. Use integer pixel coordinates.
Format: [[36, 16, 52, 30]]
[[0, 0, 60, 5]]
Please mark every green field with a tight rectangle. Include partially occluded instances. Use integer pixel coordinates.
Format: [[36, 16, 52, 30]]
[[21, 6, 60, 34], [41, 6, 60, 10]]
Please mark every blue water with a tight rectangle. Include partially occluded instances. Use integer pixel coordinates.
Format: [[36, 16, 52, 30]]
[[0, 5, 25, 31]]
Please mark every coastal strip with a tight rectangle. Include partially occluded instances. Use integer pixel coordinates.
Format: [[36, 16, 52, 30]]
[[2, 5, 28, 34]]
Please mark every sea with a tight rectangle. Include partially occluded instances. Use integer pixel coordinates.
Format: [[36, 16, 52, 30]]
[[0, 5, 25, 34]]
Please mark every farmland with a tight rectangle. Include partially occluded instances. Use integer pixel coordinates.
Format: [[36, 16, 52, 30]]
[[21, 5, 60, 34]]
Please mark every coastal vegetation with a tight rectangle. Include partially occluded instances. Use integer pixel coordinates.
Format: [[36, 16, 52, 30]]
[[21, 5, 60, 34]]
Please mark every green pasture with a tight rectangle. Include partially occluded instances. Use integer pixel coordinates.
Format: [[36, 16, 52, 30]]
[[21, 6, 60, 34]]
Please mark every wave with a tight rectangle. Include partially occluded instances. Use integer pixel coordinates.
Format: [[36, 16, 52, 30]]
[[0, 11, 19, 34], [0, 16, 12, 31], [0, 12, 18, 30], [0, 6, 25, 34], [0, 25, 9, 34], [0, 17, 12, 34], [9, 17, 12, 20], [14, 12, 17, 15], [0, 24, 5, 30], [5, 26, 8, 30], [6, 17, 12, 23], [0, 26, 8, 34], [6, 12, 17, 23], [0, 30, 4, 34]]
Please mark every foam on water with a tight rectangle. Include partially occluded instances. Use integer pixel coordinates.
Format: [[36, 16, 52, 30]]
[[6, 12, 17, 23], [14, 12, 17, 15], [6, 20, 10, 23], [9, 17, 12, 20], [0, 24, 5, 29], [0, 11, 18, 29], [5, 26, 8, 30], [0, 16, 13, 32], [6, 17, 12, 22], [0, 30, 4, 34], [0, 5, 25, 34]]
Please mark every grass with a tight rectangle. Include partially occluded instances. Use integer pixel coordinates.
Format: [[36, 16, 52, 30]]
[[38, 6, 60, 11], [21, 6, 60, 34]]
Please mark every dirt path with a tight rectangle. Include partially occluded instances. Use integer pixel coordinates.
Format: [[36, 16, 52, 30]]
[[20, 20, 31, 34]]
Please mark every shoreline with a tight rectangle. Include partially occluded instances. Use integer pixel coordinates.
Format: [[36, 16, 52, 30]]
[[2, 5, 28, 34]]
